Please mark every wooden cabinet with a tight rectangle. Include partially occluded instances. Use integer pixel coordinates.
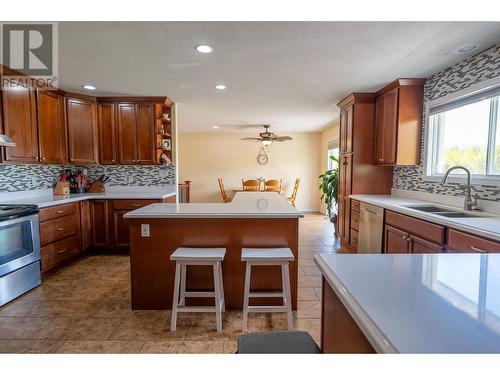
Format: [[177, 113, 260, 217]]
[[384, 225, 410, 253], [447, 229, 500, 253], [1, 84, 39, 162], [336, 94, 393, 250], [97, 103, 117, 164], [65, 96, 99, 164], [374, 79, 425, 166], [80, 200, 91, 252], [90, 200, 109, 248], [411, 235, 443, 254], [37, 90, 66, 164], [117, 103, 156, 164]]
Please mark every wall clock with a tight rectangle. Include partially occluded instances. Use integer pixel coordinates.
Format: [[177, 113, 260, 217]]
[[257, 148, 268, 165]]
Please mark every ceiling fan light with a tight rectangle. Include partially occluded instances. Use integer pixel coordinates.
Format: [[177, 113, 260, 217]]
[[261, 139, 273, 146]]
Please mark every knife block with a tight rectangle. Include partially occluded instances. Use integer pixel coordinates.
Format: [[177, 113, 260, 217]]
[[87, 181, 105, 193], [53, 181, 70, 195]]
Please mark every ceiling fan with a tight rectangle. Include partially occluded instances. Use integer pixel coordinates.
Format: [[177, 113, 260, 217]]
[[241, 125, 293, 146]]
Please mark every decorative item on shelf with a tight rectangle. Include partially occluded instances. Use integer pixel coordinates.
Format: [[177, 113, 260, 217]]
[[162, 113, 171, 122], [53, 181, 70, 196], [87, 175, 109, 193], [59, 168, 90, 194], [159, 124, 165, 135], [161, 139, 171, 151], [160, 153, 172, 166]]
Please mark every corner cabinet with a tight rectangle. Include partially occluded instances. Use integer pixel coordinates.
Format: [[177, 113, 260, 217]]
[[65, 96, 99, 164], [373, 79, 425, 166]]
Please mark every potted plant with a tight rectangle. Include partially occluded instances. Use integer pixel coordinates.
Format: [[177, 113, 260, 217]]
[[319, 155, 339, 237]]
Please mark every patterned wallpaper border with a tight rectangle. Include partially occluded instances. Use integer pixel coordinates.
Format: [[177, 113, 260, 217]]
[[393, 45, 500, 202], [0, 164, 175, 193]]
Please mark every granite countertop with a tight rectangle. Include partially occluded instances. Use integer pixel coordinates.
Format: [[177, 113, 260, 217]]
[[124, 192, 303, 219], [350, 194, 500, 242], [0, 186, 176, 208], [314, 252, 500, 353]]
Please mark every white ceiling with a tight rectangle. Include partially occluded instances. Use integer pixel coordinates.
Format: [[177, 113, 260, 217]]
[[58, 22, 500, 133]]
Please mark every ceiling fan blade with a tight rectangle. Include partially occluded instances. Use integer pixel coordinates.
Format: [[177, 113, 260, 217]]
[[241, 137, 263, 141], [273, 136, 293, 142]]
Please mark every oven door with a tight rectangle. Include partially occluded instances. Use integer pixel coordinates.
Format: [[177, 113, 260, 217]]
[[0, 214, 40, 277]]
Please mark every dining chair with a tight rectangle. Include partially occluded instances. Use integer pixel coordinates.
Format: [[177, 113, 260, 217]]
[[264, 179, 282, 193], [242, 179, 260, 191], [218, 178, 232, 203], [287, 178, 300, 207]]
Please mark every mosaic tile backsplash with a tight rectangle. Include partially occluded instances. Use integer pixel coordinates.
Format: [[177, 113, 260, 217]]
[[393, 45, 500, 202], [0, 164, 175, 192]]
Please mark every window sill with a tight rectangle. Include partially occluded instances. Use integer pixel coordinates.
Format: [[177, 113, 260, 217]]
[[423, 174, 500, 187]]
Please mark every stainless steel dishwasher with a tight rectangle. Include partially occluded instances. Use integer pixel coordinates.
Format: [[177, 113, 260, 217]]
[[358, 202, 384, 253]]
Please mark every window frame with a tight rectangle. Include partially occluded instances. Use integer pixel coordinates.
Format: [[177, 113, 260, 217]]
[[423, 76, 500, 186]]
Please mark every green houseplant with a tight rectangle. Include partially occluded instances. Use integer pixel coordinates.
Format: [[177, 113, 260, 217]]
[[319, 155, 339, 236]]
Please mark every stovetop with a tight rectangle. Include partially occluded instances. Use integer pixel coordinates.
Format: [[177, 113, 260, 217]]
[[0, 204, 39, 221]]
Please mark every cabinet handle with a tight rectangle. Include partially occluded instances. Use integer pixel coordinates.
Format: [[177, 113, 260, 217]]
[[70, 158, 74, 162], [131, 204, 142, 207], [41, 156, 46, 161], [57, 249, 67, 254], [470, 246, 487, 253], [379, 158, 384, 162], [56, 227, 65, 231], [56, 210, 64, 214]]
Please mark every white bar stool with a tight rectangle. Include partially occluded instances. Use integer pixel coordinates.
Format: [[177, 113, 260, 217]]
[[241, 248, 294, 332], [170, 247, 226, 332]]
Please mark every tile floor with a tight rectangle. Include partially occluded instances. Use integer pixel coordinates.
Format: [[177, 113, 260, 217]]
[[0, 213, 340, 353]]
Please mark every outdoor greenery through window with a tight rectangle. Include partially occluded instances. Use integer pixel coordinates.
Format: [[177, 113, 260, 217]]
[[427, 91, 500, 178]]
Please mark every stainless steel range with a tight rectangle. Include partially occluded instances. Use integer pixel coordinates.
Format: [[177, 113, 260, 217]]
[[0, 204, 41, 306]]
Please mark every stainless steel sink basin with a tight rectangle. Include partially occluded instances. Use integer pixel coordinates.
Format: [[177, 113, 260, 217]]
[[433, 212, 488, 218], [403, 205, 453, 213]]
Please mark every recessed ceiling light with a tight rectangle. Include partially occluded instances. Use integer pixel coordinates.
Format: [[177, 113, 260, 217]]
[[82, 84, 96, 90], [196, 45, 213, 54], [456, 44, 480, 54], [212, 126, 219, 129], [215, 84, 226, 90]]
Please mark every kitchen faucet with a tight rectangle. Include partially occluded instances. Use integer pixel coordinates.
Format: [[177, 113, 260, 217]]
[[441, 166, 479, 211]]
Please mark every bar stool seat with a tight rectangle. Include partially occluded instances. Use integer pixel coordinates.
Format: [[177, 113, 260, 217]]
[[170, 247, 226, 332], [241, 247, 295, 331], [237, 331, 320, 354]]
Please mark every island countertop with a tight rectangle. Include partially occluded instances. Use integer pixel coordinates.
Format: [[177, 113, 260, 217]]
[[314, 253, 500, 353], [124, 192, 303, 219]]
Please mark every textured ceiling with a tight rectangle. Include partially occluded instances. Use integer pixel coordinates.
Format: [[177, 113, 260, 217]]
[[58, 21, 500, 132]]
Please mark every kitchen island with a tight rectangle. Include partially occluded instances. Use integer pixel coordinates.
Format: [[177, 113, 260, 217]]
[[125, 192, 303, 310], [314, 252, 500, 353]]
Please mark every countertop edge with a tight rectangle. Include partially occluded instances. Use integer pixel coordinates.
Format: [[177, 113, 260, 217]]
[[350, 194, 500, 242], [124, 213, 304, 219], [313, 254, 398, 354]]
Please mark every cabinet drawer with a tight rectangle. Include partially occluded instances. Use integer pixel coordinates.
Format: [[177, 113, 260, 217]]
[[351, 215, 359, 231], [351, 199, 360, 213], [112, 199, 158, 210], [39, 203, 76, 222], [350, 229, 359, 249], [447, 229, 500, 253], [385, 210, 445, 245], [40, 215, 77, 245], [41, 235, 80, 271]]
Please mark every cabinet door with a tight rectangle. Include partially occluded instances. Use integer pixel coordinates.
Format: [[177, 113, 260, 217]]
[[135, 103, 156, 164], [37, 90, 66, 164], [373, 95, 385, 164], [80, 200, 91, 252], [117, 103, 137, 164], [381, 88, 398, 165], [1, 85, 39, 162], [410, 235, 443, 254], [112, 210, 130, 249], [91, 200, 109, 247], [384, 225, 410, 253], [66, 97, 99, 164], [339, 105, 353, 155], [98, 103, 117, 164], [447, 229, 500, 253]]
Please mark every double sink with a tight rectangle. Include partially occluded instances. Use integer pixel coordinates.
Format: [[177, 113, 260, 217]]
[[403, 205, 489, 218]]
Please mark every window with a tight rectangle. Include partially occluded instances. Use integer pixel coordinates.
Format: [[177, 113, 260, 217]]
[[327, 140, 339, 170], [426, 86, 500, 180]]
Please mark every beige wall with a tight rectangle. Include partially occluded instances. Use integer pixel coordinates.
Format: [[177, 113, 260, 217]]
[[319, 121, 340, 214], [178, 132, 322, 211]]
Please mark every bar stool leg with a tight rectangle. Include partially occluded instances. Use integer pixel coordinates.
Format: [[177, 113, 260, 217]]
[[213, 262, 223, 332], [179, 264, 186, 306], [218, 262, 225, 312], [282, 263, 293, 330], [242, 262, 252, 332], [171, 262, 181, 332]]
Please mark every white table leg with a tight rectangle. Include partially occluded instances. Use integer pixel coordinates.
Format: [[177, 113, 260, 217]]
[[171, 262, 181, 332], [242, 262, 252, 332], [213, 262, 223, 332]]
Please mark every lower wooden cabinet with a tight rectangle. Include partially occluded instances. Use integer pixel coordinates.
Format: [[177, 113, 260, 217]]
[[112, 210, 130, 249], [80, 200, 91, 252], [447, 229, 500, 253], [384, 225, 410, 253], [90, 200, 110, 248], [41, 235, 80, 272]]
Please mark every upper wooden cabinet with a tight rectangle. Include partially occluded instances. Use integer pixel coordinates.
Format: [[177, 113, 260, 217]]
[[37, 90, 66, 164], [1, 84, 39, 163], [373, 79, 425, 166], [116, 102, 156, 165], [97, 103, 117, 164], [339, 105, 353, 155], [65, 96, 99, 164]]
